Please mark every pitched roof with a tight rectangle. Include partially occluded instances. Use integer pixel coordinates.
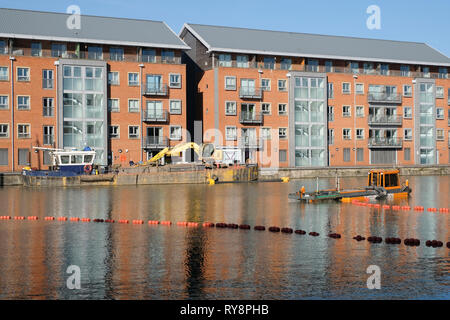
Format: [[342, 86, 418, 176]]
[[0, 8, 190, 50], [182, 23, 450, 66]]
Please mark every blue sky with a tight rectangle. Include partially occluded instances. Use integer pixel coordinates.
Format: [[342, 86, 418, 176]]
[[3, 0, 450, 56]]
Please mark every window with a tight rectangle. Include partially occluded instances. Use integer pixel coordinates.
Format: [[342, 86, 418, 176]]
[[170, 126, 182, 140], [43, 69, 53, 89], [278, 79, 287, 91], [350, 62, 359, 73], [108, 72, 119, 85], [261, 79, 271, 91], [0, 40, 7, 54], [161, 50, 175, 63], [43, 98, 54, 116], [307, 59, 318, 72], [438, 67, 448, 79], [356, 83, 364, 94], [279, 150, 287, 162], [263, 57, 275, 69], [128, 73, 139, 86], [43, 126, 54, 145], [142, 49, 156, 63], [262, 103, 271, 115], [225, 126, 237, 141], [328, 83, 334, 99], [404, 148, 411, 161], [357, 148, 364, 162], [280, 58, 292, 70], [128, 99, 139, 113], [278, 103, 287, 115], [17, 67, 30, 81], [88, 46, 103, 60], [169, 74, 181, 88], [0, 124, 9, 138], [236, 55, 248, 68], [110, 47, 124, 61], [0, 67, 8, 81], [18, 149, 30, 166], [343, 148, 351, 162], [327, 106, 334, 121], [342, 82, 351, 94], [218, 54, 232, 67], [51, 43, 66, 57], [436, 86, 444, 99], [403, 106, 412, 118], [261, 127, 271, 140], [363, 63, 374, 74], [31, 42, 42, 57], [169, 100, 182, 114], [403, 85, 412, 97], [0, 149, 7, 166], [422, 66, 430, 78], [108, 99, 120, 112], [356, 106, 364, 117], [437, 108, 444, 119], [436, 129, 444, 140], [0, 96, 8, 109], [342, 105, 351, 117], [18, 96, 30, 110], [128, 126, 140, 139], [225, 101, 236, 115], [343, 128, 351, 140], [328, 129, 334, 145], [18, 124, 30, 138], [225, 76, 236, 90], [279, 128, 287, 139], [404, 128, 412, 140], [325, 61, 333, 72], [400, 65, 410, 77], [380, 64, 389, 75], [356, 129, 364, 140], [109, 125, 119, 138]]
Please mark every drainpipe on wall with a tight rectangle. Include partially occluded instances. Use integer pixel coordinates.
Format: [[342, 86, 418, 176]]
[[139, 63, 145, 162], [54, 61, 59, 149], [10, 56, 15, 172]]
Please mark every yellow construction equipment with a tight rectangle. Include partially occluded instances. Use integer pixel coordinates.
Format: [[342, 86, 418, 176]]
[[144, 142, 223, 166]]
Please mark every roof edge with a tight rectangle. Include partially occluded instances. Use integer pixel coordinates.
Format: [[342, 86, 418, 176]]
[[179, 23, 211, 51]]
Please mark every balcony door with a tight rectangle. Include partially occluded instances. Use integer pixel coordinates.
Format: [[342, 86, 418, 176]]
[[241, 103, 256, 120], [240, 79, 255, 95], [146, 74, 162, 91], [241, 128, 256, 144], [147, 127, 163, 144], [146, 101, 163, 119]]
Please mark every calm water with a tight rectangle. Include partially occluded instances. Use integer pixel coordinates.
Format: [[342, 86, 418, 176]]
[[0, 175, 448, 300]]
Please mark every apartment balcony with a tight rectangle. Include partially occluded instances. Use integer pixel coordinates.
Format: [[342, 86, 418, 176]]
[[239, 87, 262, 99], [145, 136, 169, 149], [368, 115, 403, 126], [143, 110, 169, 123], [239, 112, 263, 125], [368, 92, 402, 104], [368, 137, 403, 149], [142, 83, 168, 96], [238, 137, 264, 149]]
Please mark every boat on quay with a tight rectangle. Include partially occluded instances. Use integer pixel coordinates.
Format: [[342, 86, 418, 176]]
[[22, 146, 97, 177], [289, 169, 411, 202]]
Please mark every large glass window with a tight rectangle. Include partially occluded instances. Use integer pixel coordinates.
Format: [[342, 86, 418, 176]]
[[31, 42, 42, 57], [110, 47, 124, 61], [88, 46, 103, 60], [236, 55, 248, 68], [142, 49, 156, 63], [51, 43, 67, 57], [263, 57, 275, 69], [219, 54, 232, 67]]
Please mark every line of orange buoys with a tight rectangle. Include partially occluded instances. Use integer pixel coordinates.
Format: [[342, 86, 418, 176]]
[[1, 215, 449, 249], [351, 200, 449, 213]]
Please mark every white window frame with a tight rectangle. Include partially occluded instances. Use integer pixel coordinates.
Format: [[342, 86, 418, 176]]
[[109, 125, 120, 139], [128, 99, 140, 113], [128, 125, 140, 139], [356, 128, 364, 140], [0, 123, 9, 138], [0, 66, 9, 81], [436, 86, 444, 99], [169, 125, 182, 140], [436, 108, 444, 119], [356, 105, 364, 117], [403, 106, 412, 119], [0, 95, 9, 110], [403, 85, 412, 97], [218, 54, 232, 67], [169, 73, 181, 88], [342, 105, 351, 117], [343, 128, 351, 140], [403, 128, 412, 140], [225, 101, 236, 116], [128, 72, 139, 86], [43, 97, 54, 116], [261, 127, 272, 140], [108, 71, 119, 85], [225, 126, 237, 141], [355, 83, 364, 95], [342, 82, 351, 94], [17, 96, 30, 110], [261, 103, 271, 115], [279, 128, 287, 139], [278, 103, 287, 115], [43, 125, 54, 145], [261, 78, 271, 91], [17, 123, 31, 139], [278, 79, 287, 91], [17, 67, 30, 82], [436, 129, 444, 140], [108, 98, 120, 112], [225, 76, 236, 90], [169, 99, 182, 114], [236, 55, 249, 68]]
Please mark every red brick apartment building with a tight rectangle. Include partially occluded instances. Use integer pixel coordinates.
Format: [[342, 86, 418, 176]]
[[180, 24, 450, 168], [0, 8, 190, 172]]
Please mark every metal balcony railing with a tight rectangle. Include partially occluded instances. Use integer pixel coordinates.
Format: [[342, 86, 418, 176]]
[[239, 112, 263, 124], [145, 136, 168, 148], [368, 137, 403, 149], [368, 92, 402, 104], [143, 110, 169, 122], [368, 115, 403, 126], [142, 83, 168, 96], [239, 87, 262, 99]]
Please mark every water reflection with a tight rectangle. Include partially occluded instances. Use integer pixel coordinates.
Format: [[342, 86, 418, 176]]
[[0, 175, 448, 299]]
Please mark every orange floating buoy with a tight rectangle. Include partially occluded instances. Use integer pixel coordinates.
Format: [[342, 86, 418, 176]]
[[177, 221, 188, 226], [382, 205, 390, 209], [438, 208, 449, 213], [105, 219, 115, 223], [401, 206, 411, 211], [70, 217, 80, 222], [427, 208, 437, 212], [132, 219, 144, 224], [202, 222, 215, 228], [413, 206, 424, 211], [148, 220, 159, 225], [57, 217, 68, 221], [187, 222, 199, 227], [160, 221, 171, 225], [81, 218, 91, 222], [44, 216, 55, 221]]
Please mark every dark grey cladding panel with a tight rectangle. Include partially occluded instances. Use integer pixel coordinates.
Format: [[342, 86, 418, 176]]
[[185, 23, 450, 66]]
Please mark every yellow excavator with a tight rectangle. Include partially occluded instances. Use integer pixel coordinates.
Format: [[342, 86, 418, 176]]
[[143, 142, 224, 167]]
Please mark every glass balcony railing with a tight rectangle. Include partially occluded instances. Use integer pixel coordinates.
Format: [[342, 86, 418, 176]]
[[145, 136, 168, 148], [143, 110, 169, 122], [239, 112, 263, 124], [368, 114, 403, 126], [142, 83, 168, 96], [368, 92, 402, 103], [239, 87, 262, 99], [368, 137, 403, 149]]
